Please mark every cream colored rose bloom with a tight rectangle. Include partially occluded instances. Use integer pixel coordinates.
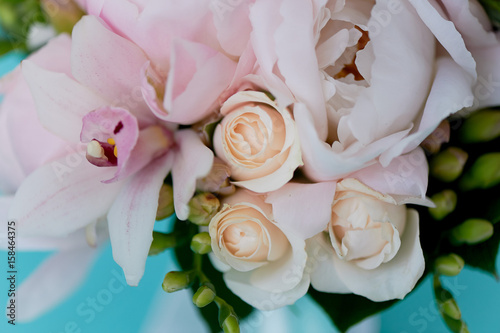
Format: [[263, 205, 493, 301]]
[[307, 178, 424, 302], [209, 189, 310, 310], [213, 91, 302, 193]]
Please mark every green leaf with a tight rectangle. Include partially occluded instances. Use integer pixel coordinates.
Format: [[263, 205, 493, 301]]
[[309, 289, 397, 333], [173, 219, 253, 333]]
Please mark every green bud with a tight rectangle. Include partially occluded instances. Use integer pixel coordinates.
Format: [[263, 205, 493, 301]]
[[459, 109, 500, 143], [192, 284, 216, 308], [451, 218, 494, 245], [440, 298, 462, 320], [430, 147, 468, 182], [188, 193, 220, 226], [191, 232, 212, 254], [162, 270, 195, 293], [460, 153, 500, 191], [156, 184, 174, 220], [149, 231, 177, 256], [222, 314, 240, 333], [435, 254, 464, 276], [429, 190, 457, 220], [216, 298, 240, 333]]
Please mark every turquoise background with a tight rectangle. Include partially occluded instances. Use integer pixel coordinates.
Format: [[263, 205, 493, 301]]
[[2, 48, 500, 333]]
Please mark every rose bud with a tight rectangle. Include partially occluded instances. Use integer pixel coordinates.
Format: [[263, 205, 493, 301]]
[[196, 157, 235, 196], [460, 153, 500, 191], [435, 254, 464, 277], [187, 193, 220, 226], [209, 189, 310, 310], [429, 190, 457, 221], [459, 109, 500, 143], [430, 147, 468, 182], [451, 218, 494, 245], [307, 178, 425, 302], [213, 91, 303, 193]]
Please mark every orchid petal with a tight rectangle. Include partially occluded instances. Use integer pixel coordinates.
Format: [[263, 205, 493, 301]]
[[71, 15, 153, 124], [172, 130, 214, 220], [8, 157, 122, 237], [22, 60, 108, 144], [108, 153, 173, 286]]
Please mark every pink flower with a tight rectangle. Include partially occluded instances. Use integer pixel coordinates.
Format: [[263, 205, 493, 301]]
[[245, 0, 498, 182], [6, 14, 215, 288]]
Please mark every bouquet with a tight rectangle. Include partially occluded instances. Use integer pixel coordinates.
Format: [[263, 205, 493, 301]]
[[2, 0, 500, 332]]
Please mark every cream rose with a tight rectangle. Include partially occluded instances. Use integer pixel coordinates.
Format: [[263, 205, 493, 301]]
[[209, 189, 310, 310], [213, 91, 302, 193], [307, 178, 424, 302]]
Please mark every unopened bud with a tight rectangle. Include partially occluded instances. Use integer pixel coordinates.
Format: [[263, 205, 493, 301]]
[[422, 120, 450, 154], [193, 284, 216, 308], [162, 270, 195, 293], [435, 254, 464, 276], [41, 0, 85, 33], [196, 158, 235, 196], [191, 232, 212, 254], [429, 190, 457, 220], [459, 109, 500, 143], [157, 184, 175, 220], [460, 153, 500, 191], [430, 147, 468, 182], [217, 299, 240, 333], [222, 315, 240, 333], [440, 298, 462, 320], [451, 218, 494, 245], [149, 231, 177, 256], [188, 193, 220, 226]]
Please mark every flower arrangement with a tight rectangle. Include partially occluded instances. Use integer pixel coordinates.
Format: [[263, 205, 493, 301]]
[[1, 0, 500, 332]]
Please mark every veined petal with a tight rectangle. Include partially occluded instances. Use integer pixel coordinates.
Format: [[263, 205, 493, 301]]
[[8, 156, 123, 237], [71, 15, 153, 124], [266, 182, 336, 239], [21, 60, 108, 144], [172, 130, 214, 220], [17, 247, 97, 322], [108, 153, 173, 286]]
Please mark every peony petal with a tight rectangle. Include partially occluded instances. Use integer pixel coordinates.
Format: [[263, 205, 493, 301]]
[[17, 247, 97, 322], [108, 153, 173, 286], [21, 60, 108, 144], [333, 209, 424, 301], [71, 15, 153, 125], [172, 130, 214, 220], [275, 0, 327, 139], [210, 0, 253, 56], [407, 0, 476, 78], [348, 0, 435, 145], [295, 103, 410, 181], [380, 57, 475, 166], [163, 39, 237, 124], [8, 156, 122, 237], [351, 148, 428, 199], [266, 182, 336, 239]]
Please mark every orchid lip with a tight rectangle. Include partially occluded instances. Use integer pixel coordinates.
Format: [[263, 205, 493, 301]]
[[86, 139, 118, 167]]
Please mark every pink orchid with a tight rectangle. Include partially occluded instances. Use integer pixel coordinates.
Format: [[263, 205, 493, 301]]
[[75, 0, 255, 125], [6, 14, 215, 289]]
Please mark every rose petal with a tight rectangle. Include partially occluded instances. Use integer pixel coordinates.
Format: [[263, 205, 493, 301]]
[[108, 153, 173, 286], [266, 182, 336, 239], [334, 209, 424, 301]]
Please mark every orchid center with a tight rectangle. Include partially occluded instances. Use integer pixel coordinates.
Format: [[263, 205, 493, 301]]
[[86, 137, 119, 167]]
